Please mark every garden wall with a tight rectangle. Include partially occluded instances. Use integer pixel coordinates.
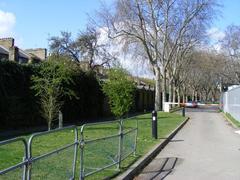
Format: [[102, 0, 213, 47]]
[[221, 86, 240, 122]]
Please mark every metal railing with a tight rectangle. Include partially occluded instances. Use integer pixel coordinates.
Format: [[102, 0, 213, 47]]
[[0, 119, 138, 180], [0, 137, 28, 180], [27, 126, 78, 180]]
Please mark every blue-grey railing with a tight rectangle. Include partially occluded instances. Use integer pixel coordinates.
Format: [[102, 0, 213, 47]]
[[0, 119, 138, 180]]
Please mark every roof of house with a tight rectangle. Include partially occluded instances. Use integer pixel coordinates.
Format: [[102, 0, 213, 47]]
[[19, 49, 29, 59], [0, 45, 9, 55], [0, 45, 42, 60]]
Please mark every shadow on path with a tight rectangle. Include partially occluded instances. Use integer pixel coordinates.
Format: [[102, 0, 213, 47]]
[[135, 157, 180, 180]]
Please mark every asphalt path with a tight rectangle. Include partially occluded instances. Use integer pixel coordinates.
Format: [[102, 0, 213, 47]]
[[135, 106, 240, 180]]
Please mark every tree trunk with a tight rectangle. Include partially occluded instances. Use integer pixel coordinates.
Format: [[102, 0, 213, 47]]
[[203, 93, 207, 101], [219, 77, 222, 93], [58, 111, 63, 128], [48, 121, 51, 131], [205, 91, 209, 101], [172, 84, 176, 107], [169, 80, 172, 103], [162, 69, 167, 111], [177, 87, 180, 106], [192, 90, 195, 101], [195, 92, 198, 101], [154, 67, 161, 111], [168, 79, 173, 108], [183, 93, 185, 104], [182, 86, 186, 104]]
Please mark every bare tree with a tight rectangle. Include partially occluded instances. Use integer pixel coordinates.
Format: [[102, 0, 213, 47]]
[[182, 51, 224, 102], [97, 0, 218, 110], [49, 27, 117, 70], [49, 32, 80, 61], [221, 25, 240, 83], [167, 31, 198, 105]]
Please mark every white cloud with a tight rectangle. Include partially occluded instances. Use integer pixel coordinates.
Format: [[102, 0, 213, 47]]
[[0, 10, 16, 37], [207, 27, 225, 42]]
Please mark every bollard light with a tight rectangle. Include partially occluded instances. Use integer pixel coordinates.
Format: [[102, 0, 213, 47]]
[[152, 110, 158, 139], [182, 107, 185, 117]]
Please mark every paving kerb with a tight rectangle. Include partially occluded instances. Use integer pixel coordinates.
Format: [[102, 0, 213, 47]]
[[115, 117, 189, 180]]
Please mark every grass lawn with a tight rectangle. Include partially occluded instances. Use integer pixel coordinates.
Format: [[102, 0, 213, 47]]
[[0, 112, 185, 179]]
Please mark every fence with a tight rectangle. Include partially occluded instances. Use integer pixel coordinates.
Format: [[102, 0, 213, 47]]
[[221, 85, 240, 121], [0, 119, 138, 180]]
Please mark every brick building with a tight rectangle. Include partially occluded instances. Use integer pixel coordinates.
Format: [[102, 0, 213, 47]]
[[0, 38, 47, 63]]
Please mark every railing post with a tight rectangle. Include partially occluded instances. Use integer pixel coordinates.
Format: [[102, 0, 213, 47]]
[[72, 128, 78, 180], [27, 137, 33, 180], [26, 162, 31, 180], [79, 131, 84, 180], [22, 157, 27, 180], [134, 119, 138, 156], [117, 120, 123, 169], [23, 139, 28, 180], [152, 110, 158, 139]]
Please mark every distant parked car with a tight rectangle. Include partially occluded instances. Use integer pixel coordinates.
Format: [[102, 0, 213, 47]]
[[197, 101, 205, 106], [185, 101, 198, 108]]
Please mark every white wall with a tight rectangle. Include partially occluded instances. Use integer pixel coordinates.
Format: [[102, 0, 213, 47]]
[[222, 86, 240, 121]]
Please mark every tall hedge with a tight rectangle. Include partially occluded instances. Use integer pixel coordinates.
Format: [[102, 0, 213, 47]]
[[0, 60, 103, 130], [0, 60, 154, 131], [0, 61, 43, 129], [63, 71, 104, 123]]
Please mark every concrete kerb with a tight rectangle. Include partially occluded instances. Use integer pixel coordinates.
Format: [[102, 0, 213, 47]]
[[115, 117, 189, 180]]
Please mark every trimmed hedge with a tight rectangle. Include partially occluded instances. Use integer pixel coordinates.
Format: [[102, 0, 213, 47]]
[[62, 71, 104, 123], [0, 61, 104, 130], [0, 61, 43, 129], [0, 61, 154, 130]]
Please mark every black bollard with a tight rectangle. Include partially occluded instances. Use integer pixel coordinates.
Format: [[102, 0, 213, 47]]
[[152, 110, 158, 139], [182, 107, 185, 117]]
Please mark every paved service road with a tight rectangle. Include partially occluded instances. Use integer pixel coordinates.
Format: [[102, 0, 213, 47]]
[[135, 106, 240, 180]]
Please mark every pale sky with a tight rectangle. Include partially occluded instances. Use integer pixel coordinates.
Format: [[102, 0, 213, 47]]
[[0, 0, 239, 77], [0, 0, 239, 49]]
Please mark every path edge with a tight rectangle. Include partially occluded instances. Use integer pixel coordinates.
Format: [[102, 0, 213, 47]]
[[115, 117, 189, 180], [221, 112, 239, 129]]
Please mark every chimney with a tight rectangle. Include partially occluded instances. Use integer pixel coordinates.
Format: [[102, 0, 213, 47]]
[[9, 46, 19, 62], [25, 48, 47, 60], [0, 38, 14, 48]]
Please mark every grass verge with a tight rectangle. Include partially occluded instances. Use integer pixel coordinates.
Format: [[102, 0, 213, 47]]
[[224, 112, 240, 128], [0, 112, 185, 179]]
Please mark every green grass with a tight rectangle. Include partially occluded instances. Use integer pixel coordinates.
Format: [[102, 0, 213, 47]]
[[225, 113, 240, 128], [0, 112, 185, 179], [170, 106, 182, 113]]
